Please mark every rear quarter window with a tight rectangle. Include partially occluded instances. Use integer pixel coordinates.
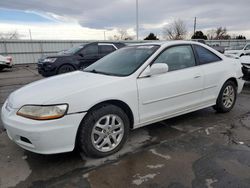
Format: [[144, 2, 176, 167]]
[[194, 45, 222, 65]]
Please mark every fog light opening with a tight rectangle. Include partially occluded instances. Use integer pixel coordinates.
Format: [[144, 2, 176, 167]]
[[20, 136, 32, 144]]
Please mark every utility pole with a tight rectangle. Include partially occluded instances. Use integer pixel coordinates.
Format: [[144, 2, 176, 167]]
[[193, 17, 197, 36], [28, 29, 35, 63], [29, 29, 32, 40], [104, 31, 106, 40], [136, 0, 139, 40]]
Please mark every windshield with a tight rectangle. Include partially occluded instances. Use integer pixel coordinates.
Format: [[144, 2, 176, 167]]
[[84, 45, 159, 76], [62, 45, 85, 55]]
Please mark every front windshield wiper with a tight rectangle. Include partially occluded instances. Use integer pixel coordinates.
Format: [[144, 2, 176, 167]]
[[84, 69, 116, 76]]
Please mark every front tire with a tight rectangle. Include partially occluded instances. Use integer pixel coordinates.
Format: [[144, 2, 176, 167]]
[[57, 64, 75, 74], [77, 104, 129, 158], [213, 81, 237, 113]]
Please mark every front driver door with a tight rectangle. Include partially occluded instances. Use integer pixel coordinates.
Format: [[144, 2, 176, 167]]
[[137, 45, 204, 124]]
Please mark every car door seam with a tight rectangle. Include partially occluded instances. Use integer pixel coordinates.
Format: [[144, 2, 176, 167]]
[[143, 85, 216, 105]]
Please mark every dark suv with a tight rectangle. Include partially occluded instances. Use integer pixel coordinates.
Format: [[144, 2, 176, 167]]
[[38, 42, 126, 77]]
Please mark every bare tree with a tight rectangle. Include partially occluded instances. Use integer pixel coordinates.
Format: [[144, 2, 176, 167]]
[[109, 29, 134, 40], [206, 27, 231, 40], [0, 30, 20, 40], [206, 29, 216, 40], [163, 19, 187, 40]]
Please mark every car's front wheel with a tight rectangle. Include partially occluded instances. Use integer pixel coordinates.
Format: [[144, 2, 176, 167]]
[[77, 104, 129, 158], [213, 80, 237, 113], [57, 64, 75, 74]]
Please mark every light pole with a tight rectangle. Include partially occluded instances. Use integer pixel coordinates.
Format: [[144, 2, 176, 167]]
[[136, 0, 139, 40]]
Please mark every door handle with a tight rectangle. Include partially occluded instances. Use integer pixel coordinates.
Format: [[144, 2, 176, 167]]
[[194, 75, 201, 79]]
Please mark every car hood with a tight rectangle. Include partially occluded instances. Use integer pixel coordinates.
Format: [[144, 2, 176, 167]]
[[8, 71, 123, 109]]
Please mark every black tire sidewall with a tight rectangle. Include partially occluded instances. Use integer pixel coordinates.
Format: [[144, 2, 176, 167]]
[[216, 81, 237, 113], [57, 64, 75, 74], [77, 104, 130, 158]]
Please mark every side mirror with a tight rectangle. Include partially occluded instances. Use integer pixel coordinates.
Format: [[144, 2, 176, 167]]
[[150, 63, 169, 76], [140, 63, 169, 77]]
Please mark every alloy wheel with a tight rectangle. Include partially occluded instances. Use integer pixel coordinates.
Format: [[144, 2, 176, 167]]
[[222, 85, 235, 108], [91, 114, 124, 152]]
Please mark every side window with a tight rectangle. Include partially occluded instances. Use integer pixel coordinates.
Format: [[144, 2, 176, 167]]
[[194, 45, 221, 65], [82, 44, 98, 55], [153, 45, 196, 72], [99, 45, 116, 54], [245, 45, 250, 50]]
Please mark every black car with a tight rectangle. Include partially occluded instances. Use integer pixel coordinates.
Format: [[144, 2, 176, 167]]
[[38, 42, 126, 77]]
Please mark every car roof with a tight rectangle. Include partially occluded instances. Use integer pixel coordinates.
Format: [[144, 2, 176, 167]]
[[129, 40, 225, 59], [129, 40, 205, 47]]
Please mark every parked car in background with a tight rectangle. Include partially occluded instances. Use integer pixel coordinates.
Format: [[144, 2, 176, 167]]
[[191, 39, 225, 53], [225, 43, 250, 57], [239, 55, 250, 80], [210, 44, 225, 54], [224, 53, 250, 81], [0, 55, 13, 71], [1, 41, 244, 157], [37, 42, 126, 77]]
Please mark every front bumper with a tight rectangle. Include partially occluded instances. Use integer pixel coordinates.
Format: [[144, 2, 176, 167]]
[[37, 62, 57, 77], [1, 101, 86, 154], [0, 61, 13, 68]]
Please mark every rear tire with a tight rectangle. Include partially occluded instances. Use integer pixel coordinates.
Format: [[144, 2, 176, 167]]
[[57, 64, 75, 74], [77, 104, 129, 158], [213, 81, 237, 113]]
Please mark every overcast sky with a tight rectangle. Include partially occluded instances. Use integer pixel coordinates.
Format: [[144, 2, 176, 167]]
[[0, 0, 250, 40]]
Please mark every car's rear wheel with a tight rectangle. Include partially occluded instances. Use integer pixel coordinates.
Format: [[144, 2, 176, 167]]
[[0, 67, 4, 71], [77, 104, 129, 158], [213, 80, 237, 113], [57, 64, 75, 74]]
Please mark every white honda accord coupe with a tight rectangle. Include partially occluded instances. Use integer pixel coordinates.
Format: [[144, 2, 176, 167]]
[[1, 41, 244, 157]]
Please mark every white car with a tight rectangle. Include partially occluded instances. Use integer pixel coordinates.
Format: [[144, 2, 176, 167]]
[[225, 43, 250, 57], [1, 41, 244, 157], [0, 55, 13, 71]]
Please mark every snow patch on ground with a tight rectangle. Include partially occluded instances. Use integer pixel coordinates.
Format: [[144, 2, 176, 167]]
[[149, 149, 171, 160], [206, 178, 218, 188], [147, 164, 164, 169], [132, 173, 158, 185]]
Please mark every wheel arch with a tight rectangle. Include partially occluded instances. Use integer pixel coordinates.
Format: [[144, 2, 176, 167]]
[[225, 77, 238, 87], [81, 99, 135, 129], [215, 77, 238, 102], [74, 99, 135, 150]]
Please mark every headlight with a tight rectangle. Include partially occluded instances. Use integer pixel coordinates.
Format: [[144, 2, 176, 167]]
[[17, 104, 68, 120], [43, 58, 57, 63]]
